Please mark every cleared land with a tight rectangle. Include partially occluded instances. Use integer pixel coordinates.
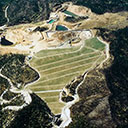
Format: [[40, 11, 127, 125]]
[[28, 37, 106, 114]]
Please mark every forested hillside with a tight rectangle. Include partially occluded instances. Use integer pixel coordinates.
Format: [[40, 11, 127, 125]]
[[0, 0, 128, 26]]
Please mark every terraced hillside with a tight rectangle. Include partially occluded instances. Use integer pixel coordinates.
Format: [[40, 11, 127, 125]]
[[28, 37, 106, 114]]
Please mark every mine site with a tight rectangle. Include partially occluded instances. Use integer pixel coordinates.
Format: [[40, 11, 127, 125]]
[[0, 1, 128, 128]]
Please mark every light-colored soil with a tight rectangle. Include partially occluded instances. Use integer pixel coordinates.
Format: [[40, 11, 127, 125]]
[[1, 3, 127, 55], [67, 4, 92, 17], [0, 46, 29, 55]]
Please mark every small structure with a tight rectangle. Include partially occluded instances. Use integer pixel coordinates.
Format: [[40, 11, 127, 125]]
[[50, 12, 59, 19], [47, 13, 59, 24]]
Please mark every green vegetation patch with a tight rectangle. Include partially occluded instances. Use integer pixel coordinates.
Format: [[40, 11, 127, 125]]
[[31, 47, 93, 66], [34, 45, 80, 57], [36, 92, 60, 97], [44, 96, 59, 102], [86, 37, 105, 51], [36, 72, 81, 86], [28, 37, 106, 113], [37, 53, 100, 72], [30, 84, 64, 91]]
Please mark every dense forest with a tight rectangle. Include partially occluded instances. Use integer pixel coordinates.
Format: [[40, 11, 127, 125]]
[[67, 27, 128, 128], [0, 0, 128, 26], [0, 54, 55, 128], [0, 0, 12, 25]]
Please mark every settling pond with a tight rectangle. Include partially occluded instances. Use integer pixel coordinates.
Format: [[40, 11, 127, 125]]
[[56, 25, 68, 31]]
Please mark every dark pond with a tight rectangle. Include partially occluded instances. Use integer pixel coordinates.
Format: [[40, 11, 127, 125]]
[[33, 26, 48, 32], [56, 25, 68, 31], [0, 36, 13, 46]]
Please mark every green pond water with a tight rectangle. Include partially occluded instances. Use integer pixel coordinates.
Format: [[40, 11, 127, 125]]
[[56, 25, 68, 31], [48, 19, 55, 24], [63, 10, 78, 17]]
